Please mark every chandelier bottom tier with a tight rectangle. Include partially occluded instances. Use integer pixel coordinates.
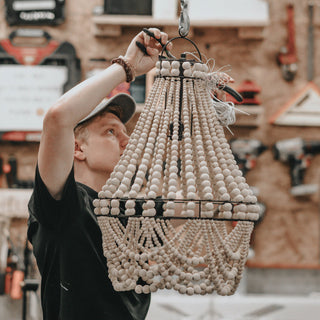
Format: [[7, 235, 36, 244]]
[[94, 57, 260, 296]]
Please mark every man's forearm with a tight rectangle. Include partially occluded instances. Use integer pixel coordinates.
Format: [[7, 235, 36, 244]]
[[48, 63, 126, 129]]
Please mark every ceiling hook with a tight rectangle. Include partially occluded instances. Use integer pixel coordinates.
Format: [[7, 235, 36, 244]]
[[179, 0, 190, 37]]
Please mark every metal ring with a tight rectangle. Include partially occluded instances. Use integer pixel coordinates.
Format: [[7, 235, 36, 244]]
[[161, 36, 202, 61]]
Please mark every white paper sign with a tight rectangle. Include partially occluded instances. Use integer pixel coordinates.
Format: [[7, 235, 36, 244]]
[[189, 0, 269, 22], [0, 65, 67, 131], [0, 189, 32, 218]]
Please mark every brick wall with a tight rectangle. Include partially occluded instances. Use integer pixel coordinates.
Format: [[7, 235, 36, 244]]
[[0, 0, 319, 266]]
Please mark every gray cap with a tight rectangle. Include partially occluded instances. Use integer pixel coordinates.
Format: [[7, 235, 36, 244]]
[[77, 93, 136, 126]]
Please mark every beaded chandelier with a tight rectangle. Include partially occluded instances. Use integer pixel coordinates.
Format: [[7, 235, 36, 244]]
[[93, 47, 260, 296]]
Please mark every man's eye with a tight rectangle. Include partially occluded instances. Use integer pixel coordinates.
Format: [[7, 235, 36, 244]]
[[107, 129, 114, 135]]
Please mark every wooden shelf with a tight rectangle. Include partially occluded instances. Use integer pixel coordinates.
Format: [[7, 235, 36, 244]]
[[247, 261, 320, 270], [92, 15, 268, 39]]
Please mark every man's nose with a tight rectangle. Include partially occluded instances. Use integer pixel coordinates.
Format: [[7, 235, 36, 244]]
[[120, 133, 130, 150]]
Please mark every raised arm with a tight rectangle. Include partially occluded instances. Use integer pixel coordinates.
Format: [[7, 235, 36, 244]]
[[38, 28, 170, 200]]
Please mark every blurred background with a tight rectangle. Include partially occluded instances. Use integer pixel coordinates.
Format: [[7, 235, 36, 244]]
[[0, 0, 320, 319]]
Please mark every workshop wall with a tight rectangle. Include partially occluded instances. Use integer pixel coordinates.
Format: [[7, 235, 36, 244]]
[[0, 0, 320, 268]]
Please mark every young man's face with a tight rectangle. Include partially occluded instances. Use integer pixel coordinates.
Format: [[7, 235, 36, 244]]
[[78, 112, 129, 177]]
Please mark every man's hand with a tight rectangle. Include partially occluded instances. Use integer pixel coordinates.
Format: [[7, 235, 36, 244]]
[[125, 28, 173, 77]]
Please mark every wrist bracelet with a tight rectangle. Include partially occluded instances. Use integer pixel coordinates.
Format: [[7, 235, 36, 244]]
[[111, 55, 136, 83]]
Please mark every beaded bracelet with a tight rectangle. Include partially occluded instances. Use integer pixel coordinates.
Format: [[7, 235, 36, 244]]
[[111, 55, 136, 83]]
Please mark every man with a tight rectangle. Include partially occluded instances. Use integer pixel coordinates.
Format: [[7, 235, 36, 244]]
[[27, 28, 171, 320]]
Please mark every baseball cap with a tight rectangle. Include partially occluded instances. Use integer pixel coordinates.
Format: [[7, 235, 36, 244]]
[[77, 93, 136, 126]]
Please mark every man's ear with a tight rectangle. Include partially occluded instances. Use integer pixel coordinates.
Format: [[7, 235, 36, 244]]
[[74, 140, 86, 161]]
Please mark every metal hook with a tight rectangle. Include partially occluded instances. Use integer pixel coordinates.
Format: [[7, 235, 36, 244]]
[[179, 0, 190, 37]]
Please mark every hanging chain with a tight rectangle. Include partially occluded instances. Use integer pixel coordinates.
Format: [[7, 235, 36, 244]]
[[179, 0, 190, 37]]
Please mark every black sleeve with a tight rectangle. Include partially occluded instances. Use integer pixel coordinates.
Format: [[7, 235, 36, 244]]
[[28, 165, 80, 234]]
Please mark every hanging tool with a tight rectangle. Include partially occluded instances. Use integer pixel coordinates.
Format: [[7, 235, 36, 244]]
[[273, 137, 320, 196], [5, 155, 34, 189], [277, 4, 298, 81], [230, 139, 267, 177], [179, 0, 190, 37], [307, 3, 314, 81], [0, 218, 10, 295], [21, 240, 40, 320]]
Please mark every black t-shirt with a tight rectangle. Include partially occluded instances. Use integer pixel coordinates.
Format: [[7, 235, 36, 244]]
[[27, 167, 151, 320]]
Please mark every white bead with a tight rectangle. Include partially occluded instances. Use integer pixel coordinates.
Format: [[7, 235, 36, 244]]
[[203, 193, 213, 200], [183, 69, 192, 77], [171, 60, 180, 69], [111, 199, 119, 207], [234, 194, 244, 202], [111, 207, 120, 215], [125, 200, 135, 209], [114, 190, 124, 198], [186, 202, 196, 210], [194, 63, 203, 71], [220, 193, 230, 201], [171, 69, 180, 76], [145, 200, 155, 209], [248, 204, 260, 213], [187, 192, 196, 199], [193, 71, 201, 78], [217, 186, 227, 194], [203, 64, 209, 72], [164, 209, 175, 217], [203, 186, 212, 194], [187, 185, 196, 193], [150, 184, 159, 192], [202, 211, 213, 218], [162, 60, 171, 69], [247, 213, 259, 221], [231, 189, 241, 197], [235, 204, 246, 212], [100, 207, 109, 215], [201, 180, 210, 187], [127, 164, 136, 172], [236, 212, 246, 220], [98, 191, 106, 198], [182, 61, 191, 69], [232, 169, 242, 177], [160, 68, 170, 76], [125, 208, 135, 216], [135, 285, 143, 294], [223, 211, 232, 219], [93, 199, 100, 207], [205, 202, 214, 211], [167, 192, 176, 199], [222, 203, 232, 211], [200, 173, 210, 181], [143, 208, 156, 216], [166, 201, 175, 209], [148, 191, 157, 199]]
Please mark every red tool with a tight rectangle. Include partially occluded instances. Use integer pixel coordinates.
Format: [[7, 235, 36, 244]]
[[277, 4, 298, 81]]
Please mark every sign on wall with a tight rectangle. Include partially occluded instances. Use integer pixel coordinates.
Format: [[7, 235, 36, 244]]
[[5, 0, 65, 25], [189, 0, 269, 22], [0, 29, 81, 140], [269, 82, 320, 127], [0, 65, 67, 131]]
